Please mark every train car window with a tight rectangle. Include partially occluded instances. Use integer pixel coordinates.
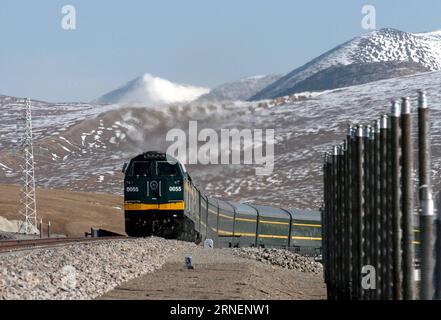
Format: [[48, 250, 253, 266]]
[[157, 162, 179, 176], [132, 161, 151, 176]]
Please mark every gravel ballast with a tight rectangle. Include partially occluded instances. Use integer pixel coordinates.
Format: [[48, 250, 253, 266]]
[[232, 247, 323, 274], [0, 237, 196, 300], [101, 246, 326, 300]]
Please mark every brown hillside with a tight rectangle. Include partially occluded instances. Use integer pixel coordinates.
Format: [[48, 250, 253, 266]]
[[0, 185, 124, 237]]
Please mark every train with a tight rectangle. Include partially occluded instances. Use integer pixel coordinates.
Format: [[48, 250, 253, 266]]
[[122, 151, 322, 253]]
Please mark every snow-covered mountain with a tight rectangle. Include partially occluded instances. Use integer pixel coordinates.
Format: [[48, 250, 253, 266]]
[[96, 73, 210, 106], [197, 74, 281, 102], [251, 28, 441, 100]]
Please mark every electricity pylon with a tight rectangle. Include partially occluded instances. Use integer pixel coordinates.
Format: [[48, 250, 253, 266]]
[[17, 98, 38, 234]]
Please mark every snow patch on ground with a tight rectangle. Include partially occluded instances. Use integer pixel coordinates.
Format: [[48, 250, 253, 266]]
[[0, 216, 39, 234]]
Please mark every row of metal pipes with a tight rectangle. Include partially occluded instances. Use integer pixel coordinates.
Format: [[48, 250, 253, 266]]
[[322, 91, 441, 300]]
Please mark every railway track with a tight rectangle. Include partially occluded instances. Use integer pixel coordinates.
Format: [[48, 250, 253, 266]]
[[0, 236, 128, 253]]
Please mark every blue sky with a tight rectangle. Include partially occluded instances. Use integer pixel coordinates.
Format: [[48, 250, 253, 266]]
[[1, 0, 441, 102]]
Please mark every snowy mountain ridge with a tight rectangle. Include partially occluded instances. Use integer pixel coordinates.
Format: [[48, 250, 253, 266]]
[[197, 74, 282, 102], [251, 28, 441, 100]]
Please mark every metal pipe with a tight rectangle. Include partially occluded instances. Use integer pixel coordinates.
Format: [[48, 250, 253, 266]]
[[363, 125, 371, 300], [335, 146, 342, 298], [253, 204, 260, 248], [286, 207, 293, 249], [228, 202, 238, 248], [350, 127, 358, 299], [390, 100, 403, 300], [322, 155, 328, 289], [205, 197, 209, 240], [325, 151, 332, 299], [418, 91, 431, 189], [435, 192, 441, 300], [216, 201, 220, 235], [331, 145, 339, 299], [324, 153, 332, 298], [325, 149, 334, 299], [418, 91, 434, 300], [401, 97, 415, 300], [368, 125, 376, 299], [386, 114, 393, 300], [420, 186, 435, 300], [337, 144, 345, 299], [356, 125, 365, 299], [346, 126, 354, 299], [373, 119, 382, 299], [380, 115, 389, 299]]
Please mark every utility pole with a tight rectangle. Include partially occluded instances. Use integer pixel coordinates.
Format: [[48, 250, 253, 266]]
[[17, 98, 38, 234]]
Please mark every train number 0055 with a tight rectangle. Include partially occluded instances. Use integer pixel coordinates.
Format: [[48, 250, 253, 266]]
[[169, 186, 182, 192]]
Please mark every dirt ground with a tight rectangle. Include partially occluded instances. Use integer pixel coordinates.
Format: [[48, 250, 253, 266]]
[[0, 184, 124, 236], [100, 248, 326, 300]]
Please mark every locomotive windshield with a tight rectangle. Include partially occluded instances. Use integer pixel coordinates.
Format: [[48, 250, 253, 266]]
[[157, 162, 179, 176], [131, 161, 152, 176]]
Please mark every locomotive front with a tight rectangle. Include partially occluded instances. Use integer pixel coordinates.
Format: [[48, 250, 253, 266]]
[[123, 151, 187, 237]]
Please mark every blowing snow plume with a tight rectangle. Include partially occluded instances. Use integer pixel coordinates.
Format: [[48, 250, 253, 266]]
[[96, 73, 210, 106]]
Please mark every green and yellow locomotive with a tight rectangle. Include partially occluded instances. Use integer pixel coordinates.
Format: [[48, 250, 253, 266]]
[[123, 151, 194, 238], [123, 151, 322, 253]]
